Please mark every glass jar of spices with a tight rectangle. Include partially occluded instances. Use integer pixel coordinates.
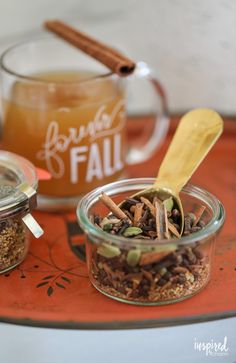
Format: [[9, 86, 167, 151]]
[[0, 151, 43, 273], [77, 178, 225, 305]]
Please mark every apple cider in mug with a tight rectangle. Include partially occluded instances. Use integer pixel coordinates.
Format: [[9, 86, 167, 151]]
[[1, 71, 126, 198]]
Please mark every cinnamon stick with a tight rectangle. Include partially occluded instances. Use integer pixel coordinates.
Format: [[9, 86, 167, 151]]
[[193, 205, 206, 226], [44, 20, 136, 76], [99, 192, 129, 221], [168, 221, 181, 238], [154, 198, 169, 240], [163, 205, 170, 239], [133, 203, 144, 226], [154, 200, 162, 240], [140, 196, 156, 217], [140, 250, 172, 266]]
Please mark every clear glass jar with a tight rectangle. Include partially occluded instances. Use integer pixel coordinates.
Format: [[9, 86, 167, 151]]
[[0, 151, 43, 273], [77, 178, 225, 305]]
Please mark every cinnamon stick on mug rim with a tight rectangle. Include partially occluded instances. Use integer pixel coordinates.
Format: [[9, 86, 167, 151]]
[[44, 20, 136, 77]]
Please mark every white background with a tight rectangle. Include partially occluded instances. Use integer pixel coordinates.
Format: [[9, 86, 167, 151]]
[[0, 317, 235, 363]]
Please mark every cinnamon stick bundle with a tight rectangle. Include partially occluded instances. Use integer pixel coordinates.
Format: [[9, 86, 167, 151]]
[[44, 20, 136, 76]]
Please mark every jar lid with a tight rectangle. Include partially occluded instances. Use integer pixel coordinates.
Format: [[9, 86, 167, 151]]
[[0, 151, 43, 237]]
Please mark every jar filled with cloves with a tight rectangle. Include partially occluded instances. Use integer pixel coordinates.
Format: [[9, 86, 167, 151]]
[[0, 151, 43, 273], [77, 178, 225, 305]]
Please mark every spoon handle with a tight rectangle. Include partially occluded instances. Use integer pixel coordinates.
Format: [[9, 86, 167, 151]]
[[155, 108, 223, 194]]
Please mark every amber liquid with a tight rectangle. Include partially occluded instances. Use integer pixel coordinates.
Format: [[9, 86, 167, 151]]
[[2, 71, 126, 197]]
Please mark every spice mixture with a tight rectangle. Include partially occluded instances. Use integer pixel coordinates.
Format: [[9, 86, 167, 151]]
[[0, 217, 27, 272], [89, 192, 210, 303]]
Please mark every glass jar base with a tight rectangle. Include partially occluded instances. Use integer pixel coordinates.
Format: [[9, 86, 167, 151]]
[[90, 265, 210, 306], [0, 256, 27, 274], [92, 279, 210, 306]]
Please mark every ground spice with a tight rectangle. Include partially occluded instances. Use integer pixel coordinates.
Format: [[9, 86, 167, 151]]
[[0, 217, 27, 272]]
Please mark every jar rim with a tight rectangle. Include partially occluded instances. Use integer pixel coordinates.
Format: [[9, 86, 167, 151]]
[[0, 151, 38, 214], [77, 178, 225, 247]]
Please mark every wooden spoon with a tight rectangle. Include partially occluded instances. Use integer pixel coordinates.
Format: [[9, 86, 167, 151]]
[[122, 108, 223, 235]]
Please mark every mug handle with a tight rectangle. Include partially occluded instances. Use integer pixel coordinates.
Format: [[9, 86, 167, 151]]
[[126, 61, 169, 164]]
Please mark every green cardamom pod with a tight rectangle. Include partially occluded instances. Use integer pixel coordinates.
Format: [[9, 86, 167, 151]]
[[100, 217, 111, 229], [97, 243, 121, 258], [123, 226, 143, 237], [126, 249, 141, 267], [103, 223, 113, 231], [163, 197, 174, 212]]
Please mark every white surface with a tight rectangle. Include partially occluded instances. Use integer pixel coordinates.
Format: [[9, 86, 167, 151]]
[[0, 317, 235, 363], [1, 0, 236, 114]]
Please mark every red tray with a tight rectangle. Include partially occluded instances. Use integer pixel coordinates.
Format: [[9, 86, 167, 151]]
[[0, 117, 235, 329]]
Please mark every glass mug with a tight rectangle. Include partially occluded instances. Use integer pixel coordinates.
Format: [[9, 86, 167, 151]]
[[0, 37, 169, 210]]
